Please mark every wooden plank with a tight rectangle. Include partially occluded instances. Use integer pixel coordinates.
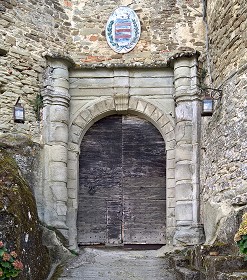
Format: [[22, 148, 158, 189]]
[[123, 200, 166, 223], [106, 200, 123, 244], [123, 229, 166, 244], [77, 197, 107, 244], [122, 115, 166, 244], [123, 177, 166, 199], [78, 116, 122, 244]]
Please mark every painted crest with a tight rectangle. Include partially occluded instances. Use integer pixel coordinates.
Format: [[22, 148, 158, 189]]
[[106, 6, 141, 54]]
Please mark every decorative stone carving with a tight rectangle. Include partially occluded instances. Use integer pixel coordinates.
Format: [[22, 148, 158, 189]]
[[114, 93, 130, 112], [106, 6, 141, 53]]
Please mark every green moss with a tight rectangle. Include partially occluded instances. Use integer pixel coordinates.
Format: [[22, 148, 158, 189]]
[[0, 148, 50, 280], [30, 94, 43, 121], [69, 249, 79, 256], [0, 134, 33, 149], [212, 241, 228, 248], [49, 264, 65, 280], [0, 148, 38, 227]]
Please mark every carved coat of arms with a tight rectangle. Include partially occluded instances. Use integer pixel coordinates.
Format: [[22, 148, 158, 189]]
[[106, 6, 141, 54]]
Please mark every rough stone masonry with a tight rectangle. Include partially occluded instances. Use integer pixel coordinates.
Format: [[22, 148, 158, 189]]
[[0, 0, 246, 256]]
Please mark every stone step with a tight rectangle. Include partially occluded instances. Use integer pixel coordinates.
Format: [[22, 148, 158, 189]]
[[169, 255, 190, 268], [175, 266, 201, 280], [216, 271, 247, 280], [169, 248, 247, 280], [202, 255, 247, 274]]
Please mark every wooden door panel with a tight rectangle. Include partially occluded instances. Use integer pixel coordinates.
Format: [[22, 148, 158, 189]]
[[78, 116, 122, 244], [122, 115, 166, 244], [123, 177, 166, 199], [78, 115, 166, 245], [123, 199, 166, 220], [77, 198, 107, 244]]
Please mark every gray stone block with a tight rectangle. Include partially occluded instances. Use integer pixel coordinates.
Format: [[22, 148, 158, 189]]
[[49, 107, 69, 124], [50, 161, 67, 182], [53, 78, 70, 89], [53, 68, 69, 78], [176, 145, 193, 162], [175, 202, 193, 221], [176, 184, 193, 200], [50, 145, 68, 163], [136, 99, 147, 112], [49, 123, 69, 143], [175, 163, 192, 182], [51, 182, 68, 201], [56, 201, 67, 216], [175, 122, 193, 143], [175, 102, 193, 121]]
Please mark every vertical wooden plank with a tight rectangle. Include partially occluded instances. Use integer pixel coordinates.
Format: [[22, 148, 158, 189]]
[[78, 115, 122, 244], [106, 199, 123, 245], [122, 115, 166, 244]]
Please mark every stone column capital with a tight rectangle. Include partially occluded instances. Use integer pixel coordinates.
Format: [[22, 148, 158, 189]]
[[45, 54, 75, 69], [172, 54, 200, 101], [42, 57, 71, 107]]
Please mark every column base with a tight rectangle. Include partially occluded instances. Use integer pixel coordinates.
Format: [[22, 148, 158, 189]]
[[173, 224, 205, 246]]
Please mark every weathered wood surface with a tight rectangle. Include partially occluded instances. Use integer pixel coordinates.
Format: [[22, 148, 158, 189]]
[[106, 200, 123, 244], [78, 115, 166, 245]]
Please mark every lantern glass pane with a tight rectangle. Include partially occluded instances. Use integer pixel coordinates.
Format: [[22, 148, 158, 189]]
[[203, 99, 213, 112], [14, 106, 24, 122], [15, 108, 24, 118]]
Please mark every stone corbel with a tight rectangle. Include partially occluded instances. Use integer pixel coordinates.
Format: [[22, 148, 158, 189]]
[[113, 92, 130, 112]]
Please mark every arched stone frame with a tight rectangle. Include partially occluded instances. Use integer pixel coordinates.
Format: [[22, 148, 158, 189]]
[[66, 96, 176, 250], [41, 54, 205, 250]]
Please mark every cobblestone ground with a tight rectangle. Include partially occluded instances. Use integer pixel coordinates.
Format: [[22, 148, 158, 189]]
[[58, 247, 176, 280]]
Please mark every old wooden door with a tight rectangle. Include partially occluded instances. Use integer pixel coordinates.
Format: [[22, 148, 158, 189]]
[[77, 115, 166, 245]]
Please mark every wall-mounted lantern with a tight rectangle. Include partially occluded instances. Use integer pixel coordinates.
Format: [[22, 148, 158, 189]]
[[13, 97, 25, 123], [201, 88, 222, 117]]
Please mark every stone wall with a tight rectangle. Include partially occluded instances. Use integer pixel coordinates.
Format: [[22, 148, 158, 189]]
[[64, 0, 205, 65], [0, 0, 205, 139], [0, 0, 73, 140], [1, 0, 246, 250], [200, 0, 247, 244], [206, 0, 247, 84]]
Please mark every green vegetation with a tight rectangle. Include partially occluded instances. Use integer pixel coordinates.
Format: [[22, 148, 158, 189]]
[[0, 241, 23, 279], [235, 213, 247, 259], [31, 94, 43, 121]]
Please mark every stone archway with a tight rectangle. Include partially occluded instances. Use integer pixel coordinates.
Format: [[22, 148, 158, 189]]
[[41, 55, 205, 251], [66, 96, 176, 249]]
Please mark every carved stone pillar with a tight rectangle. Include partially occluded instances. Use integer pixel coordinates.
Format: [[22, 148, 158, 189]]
[[172, 54, 205, 245], [42, 58, 71, 237]]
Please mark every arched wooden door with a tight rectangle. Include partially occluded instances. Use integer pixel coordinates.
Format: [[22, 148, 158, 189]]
[[77, 115, 166, 245]]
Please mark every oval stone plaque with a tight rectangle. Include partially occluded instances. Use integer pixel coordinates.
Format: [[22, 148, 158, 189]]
[[106, 6, 141, 54]]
